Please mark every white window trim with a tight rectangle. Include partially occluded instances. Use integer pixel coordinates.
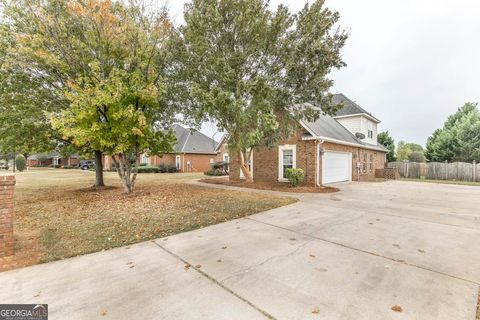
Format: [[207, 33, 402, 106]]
[[175, 155, 181, 171], [141, 154, 150, 165], [278, 144, 296, 182], [223, 153, 229, 162], [239, 149, 253, 179]]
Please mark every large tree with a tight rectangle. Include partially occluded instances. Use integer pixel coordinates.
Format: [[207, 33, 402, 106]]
[[396, 141, 424, 162], [377, 131, 396, 162], [178, 0, 347, 181], [6, 0, 177, 193], [0, 22, 62, 164], [425, 103, 480, 162]]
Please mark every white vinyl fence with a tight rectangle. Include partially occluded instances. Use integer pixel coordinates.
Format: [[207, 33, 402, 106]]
[[387, 161, 479, 182]]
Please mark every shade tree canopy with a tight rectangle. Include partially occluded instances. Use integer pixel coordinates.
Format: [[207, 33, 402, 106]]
[[377, 131, 396, 162], [3, 0, 179, 193], [177, 0, 348, 181], [425, 102, 480, 162]]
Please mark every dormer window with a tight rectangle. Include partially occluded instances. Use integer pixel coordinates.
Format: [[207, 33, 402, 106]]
[[367, 122, 374, 139]]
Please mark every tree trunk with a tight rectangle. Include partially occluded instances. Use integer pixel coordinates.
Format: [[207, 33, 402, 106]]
[[112, 154, 135, 194], [94, 150, 105, 187], [239, 150, 253, 183]]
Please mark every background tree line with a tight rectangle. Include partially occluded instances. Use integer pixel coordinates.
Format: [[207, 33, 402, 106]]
[[377, 102, 479, 164]]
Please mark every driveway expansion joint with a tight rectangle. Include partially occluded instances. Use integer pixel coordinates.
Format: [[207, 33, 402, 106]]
[[245, 217, 480, 286], [219, 239, 315, 284], [152, 240, 277, 320]]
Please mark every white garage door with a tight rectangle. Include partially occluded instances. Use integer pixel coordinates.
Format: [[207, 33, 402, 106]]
[[322, 151, 352, 184]]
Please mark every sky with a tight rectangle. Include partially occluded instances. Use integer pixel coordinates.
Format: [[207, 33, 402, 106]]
[[164, 0, 480, 147]]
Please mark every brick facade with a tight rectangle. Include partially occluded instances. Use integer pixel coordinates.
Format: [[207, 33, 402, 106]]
[[375, 168, 400, 180], [104, 153, 217, 173], [27, 157, 79, 167], [229, 128, 387, 186], [321, 142, 387, 182], [0, 175, 15, 257]]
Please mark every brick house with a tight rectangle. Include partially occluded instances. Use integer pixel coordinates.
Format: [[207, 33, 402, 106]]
[[227, 93, 388, 185], [27, 152, 80, 167], [103, 124, 219, 173]]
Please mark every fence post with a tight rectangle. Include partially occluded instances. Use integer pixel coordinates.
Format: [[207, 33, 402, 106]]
[[445, 160, 448, 180], [474, 160, 477, 182]]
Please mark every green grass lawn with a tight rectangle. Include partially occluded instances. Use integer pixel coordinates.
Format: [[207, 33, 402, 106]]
[[401, 177, 480, 187], [2, 168, 296, 270]]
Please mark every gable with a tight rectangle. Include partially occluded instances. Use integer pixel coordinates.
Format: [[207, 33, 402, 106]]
[[332, 93, 380, 123]]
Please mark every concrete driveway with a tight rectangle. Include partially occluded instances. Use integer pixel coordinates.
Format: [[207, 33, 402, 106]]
[[1, 180, 479, 319]]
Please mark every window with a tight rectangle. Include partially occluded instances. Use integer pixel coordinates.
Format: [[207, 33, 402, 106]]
[[223, 153, 229, 171], [367, 122, 374, 139], [141, 154, 149, 165], [363, 153, 367, 174], [278, 145, 296, 181], [369, 154, 374, 172], [175, 155, 181, 170], [210, 158, 214, 164]]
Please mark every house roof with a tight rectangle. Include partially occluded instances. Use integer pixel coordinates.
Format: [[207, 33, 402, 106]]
[[214, 134, 228, 152], [299, 104, 388, 152], [171, 124, 218, 154], [302, 113, 361, 145], [27, 152, 80, 160], [332, 93, 380, 123]]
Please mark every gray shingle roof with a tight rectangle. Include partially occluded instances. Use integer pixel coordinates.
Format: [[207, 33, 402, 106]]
[[299, 104, 388, 152], [27, 152, 80, 160], [332, 93, 380, 122], [171, 124, 218, 154], [302, 113, 361, 145]]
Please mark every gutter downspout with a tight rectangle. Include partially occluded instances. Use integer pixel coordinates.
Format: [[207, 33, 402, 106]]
[[316, 139, 324, 187]]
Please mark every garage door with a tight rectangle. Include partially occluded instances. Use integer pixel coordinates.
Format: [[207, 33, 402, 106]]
[[322, 151, 352, 184]]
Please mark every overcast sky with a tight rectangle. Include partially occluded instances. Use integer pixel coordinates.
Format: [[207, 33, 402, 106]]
[[165, 0, 480, 146]]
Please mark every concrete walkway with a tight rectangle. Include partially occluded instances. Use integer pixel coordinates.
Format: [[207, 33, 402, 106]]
[[1, 180, 479, 319]]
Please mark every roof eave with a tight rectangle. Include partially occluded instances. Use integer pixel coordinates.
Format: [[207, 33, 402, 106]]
[[333, 113, 381, 124]]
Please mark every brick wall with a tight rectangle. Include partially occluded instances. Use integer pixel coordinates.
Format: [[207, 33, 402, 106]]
[[0, 175, 15, 258], [229, 129, 387, 186], [321, 142, 386, 182], [229, 129, 318, 186], [375, 168, 399, 180]]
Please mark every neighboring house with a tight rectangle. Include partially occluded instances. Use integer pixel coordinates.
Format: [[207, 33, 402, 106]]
[[228, 93, 388, 185], [27, 152, 80, 167], [103, 124, 219, 173], [215, 134, 229, 162]]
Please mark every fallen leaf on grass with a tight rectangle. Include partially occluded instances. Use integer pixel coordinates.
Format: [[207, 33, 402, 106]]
[[129, 265, 135, 269], [184, 264, 191, 271], [101, 310, 107, 316], [418, 249, 425, 253], [309, 254, 316, 258], [289, 238, 297, 241], [126, 261, 133, 265], [312, 307, 320, 314], [195, 264, 202, 269], [391, 305, 403, 312], [217, 259, 222, 263], [221, 246, 227, 250]]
